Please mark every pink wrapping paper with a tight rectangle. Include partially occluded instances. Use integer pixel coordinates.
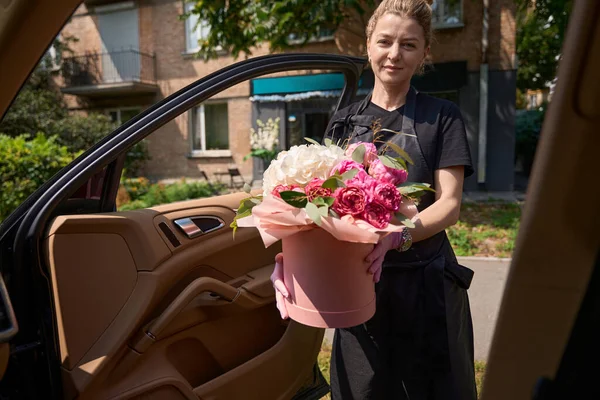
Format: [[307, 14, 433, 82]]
[[236, 194, 419, 247]]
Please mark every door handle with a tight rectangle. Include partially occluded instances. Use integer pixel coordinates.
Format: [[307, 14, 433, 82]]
[[173, 216, 224, 239], [131, 275, 274, 353], [132, 277, 239, 353]]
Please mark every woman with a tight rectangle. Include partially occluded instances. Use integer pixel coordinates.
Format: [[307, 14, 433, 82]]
[[272, 0, 477, 398]]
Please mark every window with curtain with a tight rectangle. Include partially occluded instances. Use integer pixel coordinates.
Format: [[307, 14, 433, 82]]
[[190, 103, 230, 154]]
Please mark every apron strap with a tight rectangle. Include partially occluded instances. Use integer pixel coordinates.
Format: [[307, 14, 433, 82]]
[[355, 91, 372, 115], [401, 86, 418, 137]]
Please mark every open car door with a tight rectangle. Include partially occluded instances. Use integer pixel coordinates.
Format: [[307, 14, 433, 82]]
[[0, 3, 367, 395]]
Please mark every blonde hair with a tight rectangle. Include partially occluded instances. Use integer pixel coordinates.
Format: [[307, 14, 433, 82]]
[[366, 0, 433, 47]]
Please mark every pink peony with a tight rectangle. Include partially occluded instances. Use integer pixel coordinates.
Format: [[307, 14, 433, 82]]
[[345, 142, 379, 165], [331, 160, 365, 176], [362, 202, 392, 229], [368, 159, 409, 186], [371, 182, 401, 211], [304, 178, 333, 201], [271, 184, 299, 198], [333, 186, 368, 216], [347, 171, 378, 202]]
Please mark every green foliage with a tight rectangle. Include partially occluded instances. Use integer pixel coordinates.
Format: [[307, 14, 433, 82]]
[[516, 0, 573, 90], [120, 177, 152, 201], [2, 103, 149, 177], [515, 107, 546, 175], [118, 180, 227, 211], [516, 88, 528, 110], [0, 134, 76, 221], [52, 112, 150, 177], [185, 0, 375, 60]]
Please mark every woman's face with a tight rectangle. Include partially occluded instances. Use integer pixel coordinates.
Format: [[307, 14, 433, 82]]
[[367, 13, 429, 88]]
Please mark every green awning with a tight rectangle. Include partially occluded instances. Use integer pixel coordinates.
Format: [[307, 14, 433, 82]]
[[251, 73, 346, 95]]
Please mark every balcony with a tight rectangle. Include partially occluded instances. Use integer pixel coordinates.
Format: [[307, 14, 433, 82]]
[[61, 49, 159, 98]]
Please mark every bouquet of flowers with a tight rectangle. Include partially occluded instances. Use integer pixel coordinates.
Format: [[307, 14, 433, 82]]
[[232, 136, 433, 328]]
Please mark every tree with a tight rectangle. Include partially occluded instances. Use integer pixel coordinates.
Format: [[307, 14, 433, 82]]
[[516, 0, 573, 91], [184, 0, 378, 60], [0, 37, 148, 176]]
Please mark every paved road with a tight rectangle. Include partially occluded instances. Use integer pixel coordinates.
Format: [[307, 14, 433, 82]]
[[324, 257, 511, 361]]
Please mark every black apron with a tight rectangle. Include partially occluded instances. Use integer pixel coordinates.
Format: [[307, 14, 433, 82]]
[[326, 88, 477, 400]]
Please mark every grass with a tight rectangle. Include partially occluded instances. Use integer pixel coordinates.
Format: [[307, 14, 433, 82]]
[[475, 360, 486, 396], [447, 202, 522, 258], [317, 343, 487, 399], [318, 342, 332, 400]]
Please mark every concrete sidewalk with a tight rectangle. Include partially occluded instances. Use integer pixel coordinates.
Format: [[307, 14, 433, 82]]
[[323, 257, 511, 361]]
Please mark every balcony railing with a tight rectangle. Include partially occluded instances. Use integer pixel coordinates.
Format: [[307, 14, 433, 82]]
[[62, 49, 157, 88]]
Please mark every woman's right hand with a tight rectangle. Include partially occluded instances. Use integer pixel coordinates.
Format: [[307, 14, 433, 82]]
[[271, 252, 290, 319]]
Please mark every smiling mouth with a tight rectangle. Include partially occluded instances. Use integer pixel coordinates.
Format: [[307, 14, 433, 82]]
[[383, 66, 403, 70]]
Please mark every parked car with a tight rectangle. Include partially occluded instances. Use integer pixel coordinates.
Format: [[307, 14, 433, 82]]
[[0, 1, 599, 399]]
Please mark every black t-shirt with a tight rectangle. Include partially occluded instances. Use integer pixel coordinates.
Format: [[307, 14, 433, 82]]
[[325, 93, 474, 178]]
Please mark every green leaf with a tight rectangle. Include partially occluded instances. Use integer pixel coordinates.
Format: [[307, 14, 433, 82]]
[[398, 182, 435, 192], [324, 138, 333, 147], [304, 137, 321, 146], [395, 212, 415, 228], [312, 197, 326, 207], [351, 144, 366, 164], [379, 128, 417, 138], [329, 208, 340, 219], [305, 202, 322, 226], [235, 207, 253, 221], [231, 207, 253, 238], [394, 157, 408, 170], [379, 155, 403, 169], [317, 205, 329, 218], [386, 142, 414, 165], [322, 176, 345, 189], [321, 196, 335, 207], [341, 168, 360, 181], [279, 191, 308, 208]]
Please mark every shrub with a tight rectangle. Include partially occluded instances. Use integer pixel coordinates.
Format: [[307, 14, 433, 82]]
[[121, 177, 151, 201], [515, 107, 546, 175], [117, 180, 227, 211], [0, 134, 76, 221]]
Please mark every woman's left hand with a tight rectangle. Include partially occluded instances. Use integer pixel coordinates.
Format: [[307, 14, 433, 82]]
[[365, 230, 403, 283]]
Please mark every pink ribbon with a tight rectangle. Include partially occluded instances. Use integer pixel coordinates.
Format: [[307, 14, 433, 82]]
[[236, 195, 419, 248]]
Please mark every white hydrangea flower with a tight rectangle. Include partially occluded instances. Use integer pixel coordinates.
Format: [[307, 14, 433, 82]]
[[262, 143, 348, 195]]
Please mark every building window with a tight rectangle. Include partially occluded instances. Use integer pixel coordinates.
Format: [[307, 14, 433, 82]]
[[431, 0, 463, 28], [288, 28, 336, 45], [185, 2, 211, 53], [529, 94, 538, 109], [107, 107, 141, 125], [190, 103, 230, 156]]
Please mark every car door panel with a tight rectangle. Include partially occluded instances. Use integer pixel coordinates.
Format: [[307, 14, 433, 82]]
[[44, 191, 321, 399]]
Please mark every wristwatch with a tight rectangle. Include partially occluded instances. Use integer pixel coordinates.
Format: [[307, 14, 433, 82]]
[[396, 228, 413, 253]]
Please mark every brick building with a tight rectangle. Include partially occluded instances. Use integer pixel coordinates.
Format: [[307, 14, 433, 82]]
[[58, 0, 517, 191]]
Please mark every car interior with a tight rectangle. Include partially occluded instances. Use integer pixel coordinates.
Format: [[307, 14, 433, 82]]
[[0, 0, 599, 400]]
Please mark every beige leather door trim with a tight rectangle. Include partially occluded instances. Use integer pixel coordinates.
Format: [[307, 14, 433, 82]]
[[194, 321, 324, 400]]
